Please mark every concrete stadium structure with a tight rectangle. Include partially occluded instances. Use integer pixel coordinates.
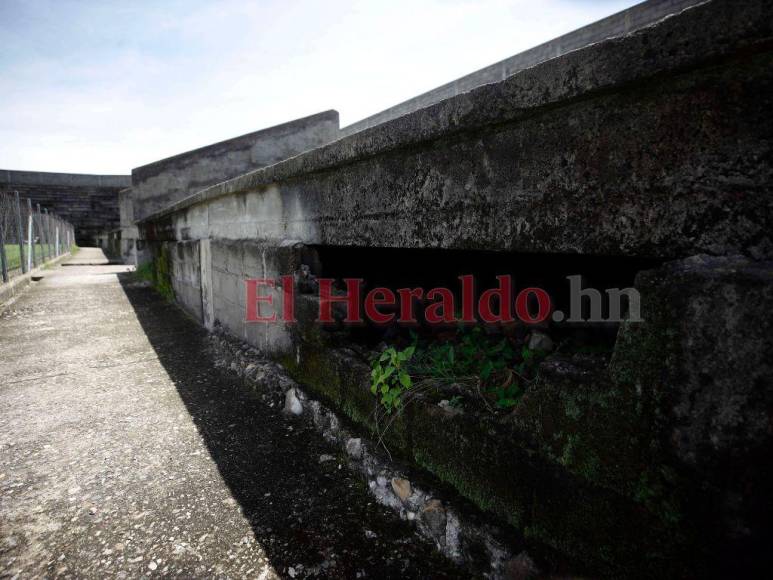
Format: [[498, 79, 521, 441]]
[[129, 0, 773, 576], [4, 0, 772, 575], [0, 169, 129, 246]]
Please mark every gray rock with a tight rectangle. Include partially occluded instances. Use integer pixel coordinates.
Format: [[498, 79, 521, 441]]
[[345, 437, 363, 460], [445, 510, 462, 561], [420, 499, 447, 541], [283, 388, 303, 416], [437, 400, 462, 416], [391, 478, 412, 502], [527, 331, 553, 352]]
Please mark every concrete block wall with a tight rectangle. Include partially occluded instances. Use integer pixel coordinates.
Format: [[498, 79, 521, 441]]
[[0, 169, 130, 246], [168, 241, 203, 321], [119, 188, 139, 263], [154, 236, 305, 356], [206, 239, 299, 355]]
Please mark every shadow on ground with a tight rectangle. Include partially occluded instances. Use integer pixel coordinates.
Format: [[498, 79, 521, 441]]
[[116, 273, 466, 579]]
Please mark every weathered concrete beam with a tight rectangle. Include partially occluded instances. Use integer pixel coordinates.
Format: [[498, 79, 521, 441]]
[[130, 110, 340, 222]]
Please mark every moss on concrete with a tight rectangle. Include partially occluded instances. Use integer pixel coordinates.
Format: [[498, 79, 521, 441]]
[[281, 327, 702, 577], [275, 263, 746, 577], [138, 242, 175, 301]]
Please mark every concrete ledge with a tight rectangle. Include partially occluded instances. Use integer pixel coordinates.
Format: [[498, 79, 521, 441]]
[[0, 253, 73, 312], [0, 274, 31, 312], [138, 0, 772, 262]]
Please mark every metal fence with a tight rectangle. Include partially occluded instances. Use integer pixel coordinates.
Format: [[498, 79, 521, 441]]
[[0, 190, 76, 284]]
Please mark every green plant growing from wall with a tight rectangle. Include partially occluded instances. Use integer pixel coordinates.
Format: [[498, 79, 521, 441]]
[[409, 327, 546, 410], [134, 247, 174, 301], [370, 327, 548, 414], [370, 345, 415, 413], [135, 261, 153, 282], [153, 248, 175, 301]]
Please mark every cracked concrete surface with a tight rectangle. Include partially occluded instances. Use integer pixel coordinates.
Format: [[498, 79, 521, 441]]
[[0, 248, 464, 579]]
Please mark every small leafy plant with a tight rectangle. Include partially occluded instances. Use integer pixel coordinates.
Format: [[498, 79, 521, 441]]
[[411, 327, 515, 381], [412, 326, 524, 409], [448, 395, 464, 408], [135, 261, 154, 282], [370, 345, 416, 413], [488, 346, 544, 408], [153, 249, 175, 302], [371, 327, 549, 414]]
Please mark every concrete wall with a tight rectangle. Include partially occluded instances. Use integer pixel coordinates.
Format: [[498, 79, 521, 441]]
[[118, 188, 138, 264], [130, 110, 340, 223], [340, 0, 705, 136], [151, 237, 298, 355], [138, 0, 772, 362], [0, 170, 130, 246], [135, 1, 773, 574], [168, 240, 203, 321]]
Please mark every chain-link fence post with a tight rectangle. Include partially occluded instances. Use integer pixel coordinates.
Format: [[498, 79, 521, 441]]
[[45, 209, 52, 260], [44, 207, 50, 262], [14, 191, 26, 274], [36, 204, 44, 262], [42, 207, 50, 261], [27, 199, 34, 269], [46, 209, 51, 260], [37, 203, 43, 262], [0, 215, 7, 283]]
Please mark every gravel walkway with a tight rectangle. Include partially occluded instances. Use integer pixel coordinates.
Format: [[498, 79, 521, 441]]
[[0, 249, 465, 579]]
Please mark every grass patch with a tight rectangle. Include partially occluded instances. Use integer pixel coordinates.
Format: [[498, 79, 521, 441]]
[[2, 244, 52, 272], [135, 261, 153, 282], [132, 252, 174, 302]]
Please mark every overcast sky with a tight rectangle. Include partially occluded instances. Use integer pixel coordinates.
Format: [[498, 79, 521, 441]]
[[0, 0, 637, 174]]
